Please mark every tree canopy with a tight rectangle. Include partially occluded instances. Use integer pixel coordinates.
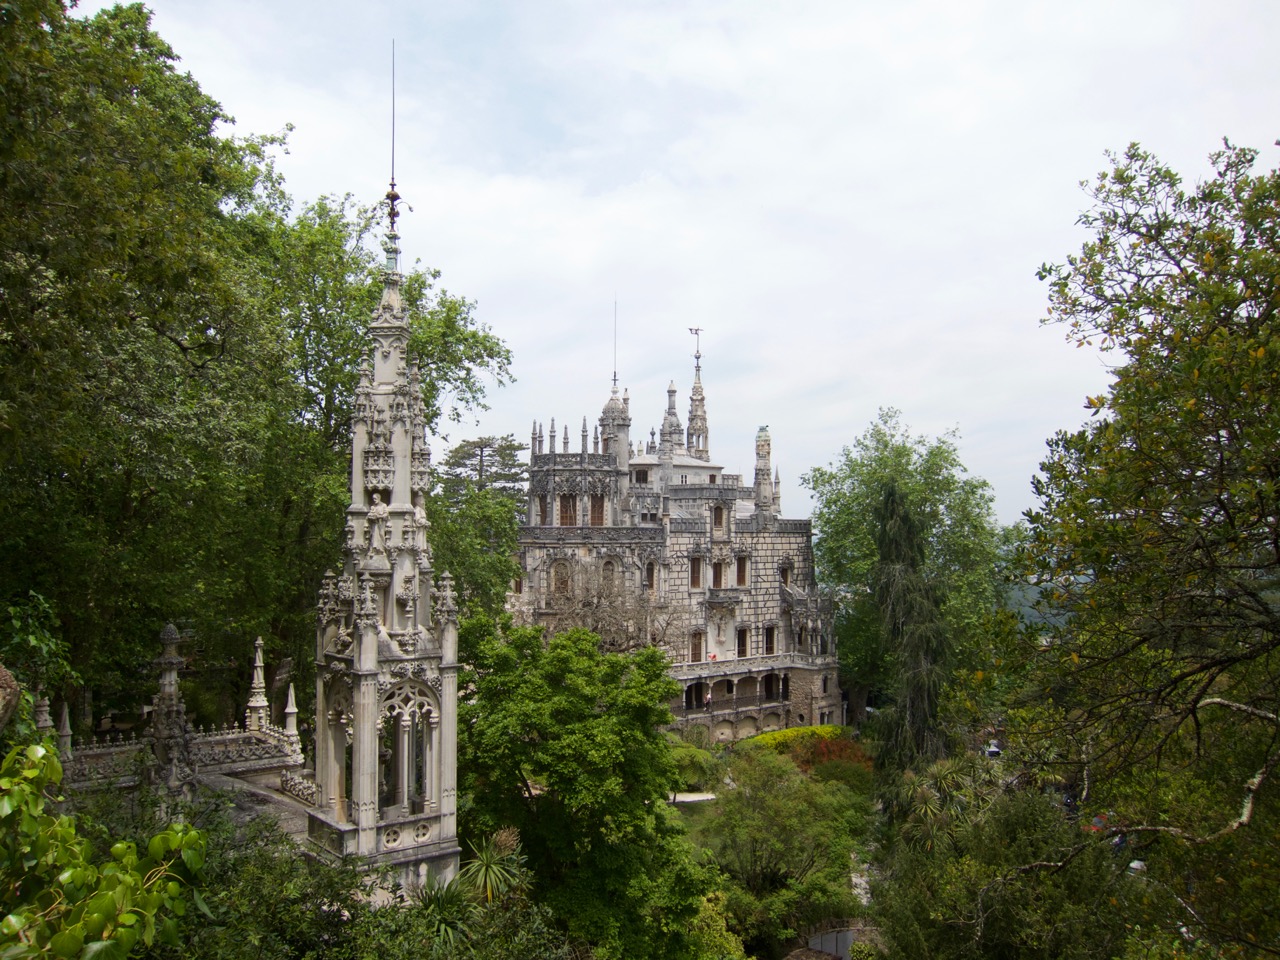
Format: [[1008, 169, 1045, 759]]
[[0, 2, 511, 723], [460, 620, 718, 960], [803, 409, 1001, 722], [1022, 140, 1280, 953]]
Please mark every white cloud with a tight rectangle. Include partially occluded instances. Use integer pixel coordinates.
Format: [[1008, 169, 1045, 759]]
[[81, 0, 1280, 523]]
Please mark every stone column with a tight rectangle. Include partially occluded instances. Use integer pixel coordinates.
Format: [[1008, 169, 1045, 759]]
[[351, 670, 379, 852], [397, 718, 411, 815], [422, 717, 436, 805]]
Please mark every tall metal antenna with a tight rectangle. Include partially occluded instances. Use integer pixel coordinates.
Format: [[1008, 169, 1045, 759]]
[[689, 327, 703, 372], [612, 297, 618, 389], [386, 39, 401, 233]]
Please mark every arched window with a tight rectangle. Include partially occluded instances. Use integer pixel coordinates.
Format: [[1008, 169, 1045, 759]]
[[713, 505, 724, 528], [602, 560, 615, 591], [553, 562, 571, 595]]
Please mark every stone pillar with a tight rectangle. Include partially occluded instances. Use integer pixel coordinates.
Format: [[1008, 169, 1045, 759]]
[[422, 717, 435, 804], [351, 670, 379, 851], [396, 718, 411, 815]]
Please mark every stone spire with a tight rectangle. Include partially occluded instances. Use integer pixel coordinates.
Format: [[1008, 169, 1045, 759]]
[[245, 637, 268, 732], [659, 381, 685, 457], [310, 181, 460, 886], [686, 345, 709, 461]]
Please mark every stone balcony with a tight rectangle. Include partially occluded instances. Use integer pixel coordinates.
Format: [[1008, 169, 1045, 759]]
[[667, 650, 837, 682]]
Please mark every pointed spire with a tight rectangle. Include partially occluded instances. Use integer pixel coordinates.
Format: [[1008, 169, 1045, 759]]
[[686, 336, 709, 461], [246, 636, 269, 732], [58, 702, 72, 758]]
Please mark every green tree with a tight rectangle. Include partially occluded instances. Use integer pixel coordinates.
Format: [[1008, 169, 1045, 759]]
[[460, 621, 716, 960], [875, 482, 952, 775], [1024, 140, 1280, 954], [876, 787, 1138, 960], [435, 435, 528, 509], [689, 745, 865, 958], [803, 409, 1001, 724]]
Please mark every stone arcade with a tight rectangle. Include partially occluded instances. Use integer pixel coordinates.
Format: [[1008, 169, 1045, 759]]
[[512, 347, 842, 741]]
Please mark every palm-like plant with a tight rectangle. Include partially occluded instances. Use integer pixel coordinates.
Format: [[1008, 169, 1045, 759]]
[[415, 878, 476, 952], [457, 830, 529, 905]]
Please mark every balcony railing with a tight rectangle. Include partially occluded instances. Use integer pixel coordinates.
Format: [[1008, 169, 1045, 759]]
[[668, 650, 837, 681], [669, 691, 790, 718]]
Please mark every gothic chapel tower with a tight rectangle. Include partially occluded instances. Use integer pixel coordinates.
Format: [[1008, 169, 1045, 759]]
[[308, 187, 460, 885]]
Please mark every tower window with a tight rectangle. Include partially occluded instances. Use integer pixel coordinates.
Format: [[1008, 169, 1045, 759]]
[[736, 627, 748, 658], [736, 557, 748, 586], [590, 494, 605, 526], [645, 562, 655, 590], [780, 565, 791, 586], [689, 557, 702, 588], [690, 631, 704, 663], [538, 495, 548, 525], [602, 560, 615, 590], [764, 625, 776, 655], [634, 469, 649, 484], [713, 505, 724, 528], [712, 561, 724, 589], [559, 494, 575, 526]]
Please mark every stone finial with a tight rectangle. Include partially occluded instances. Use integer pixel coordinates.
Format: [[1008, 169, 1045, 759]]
[[284, 683, 298, 737], [438, 572, 458, 620], [58, 701, 72, 759]]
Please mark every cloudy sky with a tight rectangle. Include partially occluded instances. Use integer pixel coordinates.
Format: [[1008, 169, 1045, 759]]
[[91, 0, 1280, 524]]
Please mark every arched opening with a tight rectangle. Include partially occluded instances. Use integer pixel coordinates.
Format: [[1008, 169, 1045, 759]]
[[378, 681, 440, 819], [601, 560, 615, 592], [685, 681, 710, 711], [763, 673, 780, 701], [553, 562, 571, 595]]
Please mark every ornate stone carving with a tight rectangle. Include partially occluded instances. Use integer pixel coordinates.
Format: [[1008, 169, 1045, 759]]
[[364, 448, 395, 492]]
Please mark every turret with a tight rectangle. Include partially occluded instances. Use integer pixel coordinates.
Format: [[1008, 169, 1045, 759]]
[[659, 381, 684, 458], [754, 426, 774, 516]]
